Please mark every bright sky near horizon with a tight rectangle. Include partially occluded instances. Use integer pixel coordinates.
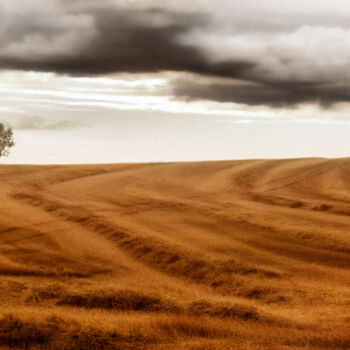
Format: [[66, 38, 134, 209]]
[[1, 0, 350, 163]]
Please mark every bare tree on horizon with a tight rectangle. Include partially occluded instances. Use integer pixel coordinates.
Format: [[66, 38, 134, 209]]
[[0, 123, 15, 157]]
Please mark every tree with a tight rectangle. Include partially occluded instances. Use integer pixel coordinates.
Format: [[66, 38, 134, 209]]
[[0, 123, 15, 157]]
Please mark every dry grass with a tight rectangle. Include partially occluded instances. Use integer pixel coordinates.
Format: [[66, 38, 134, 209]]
[[1, 159, 350, 348]]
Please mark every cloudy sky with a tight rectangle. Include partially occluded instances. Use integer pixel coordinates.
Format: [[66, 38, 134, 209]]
[[1, 0, 350, 163]]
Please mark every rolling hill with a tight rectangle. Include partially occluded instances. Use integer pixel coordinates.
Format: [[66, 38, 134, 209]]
[[1, 158, 350, 349]]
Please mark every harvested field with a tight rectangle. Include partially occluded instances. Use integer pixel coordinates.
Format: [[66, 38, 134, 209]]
[[1, 159, 350, 349]]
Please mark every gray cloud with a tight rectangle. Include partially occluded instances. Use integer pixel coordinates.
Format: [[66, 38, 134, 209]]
[[173, 78, 350, 108], [2, 0, 350, 107], [0, 4, 254, 79], [7, 116, 86, 130]]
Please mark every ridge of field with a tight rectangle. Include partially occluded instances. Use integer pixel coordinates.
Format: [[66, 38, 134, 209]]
[[1, 158, 350, 349]]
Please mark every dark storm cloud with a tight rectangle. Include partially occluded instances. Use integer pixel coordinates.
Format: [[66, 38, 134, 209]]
[[0, 4, 252, 77], [2, 0, 350, 108], [173, 79, 350, 108]]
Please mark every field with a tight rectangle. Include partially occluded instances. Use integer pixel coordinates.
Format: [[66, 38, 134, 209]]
[[1, 158, 350, 349]]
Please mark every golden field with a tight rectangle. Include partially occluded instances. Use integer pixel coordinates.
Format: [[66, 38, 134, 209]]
[[1, 158, 350, 349]]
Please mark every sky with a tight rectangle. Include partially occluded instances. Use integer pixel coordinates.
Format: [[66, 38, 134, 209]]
[[1, 0, 350, 164]]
